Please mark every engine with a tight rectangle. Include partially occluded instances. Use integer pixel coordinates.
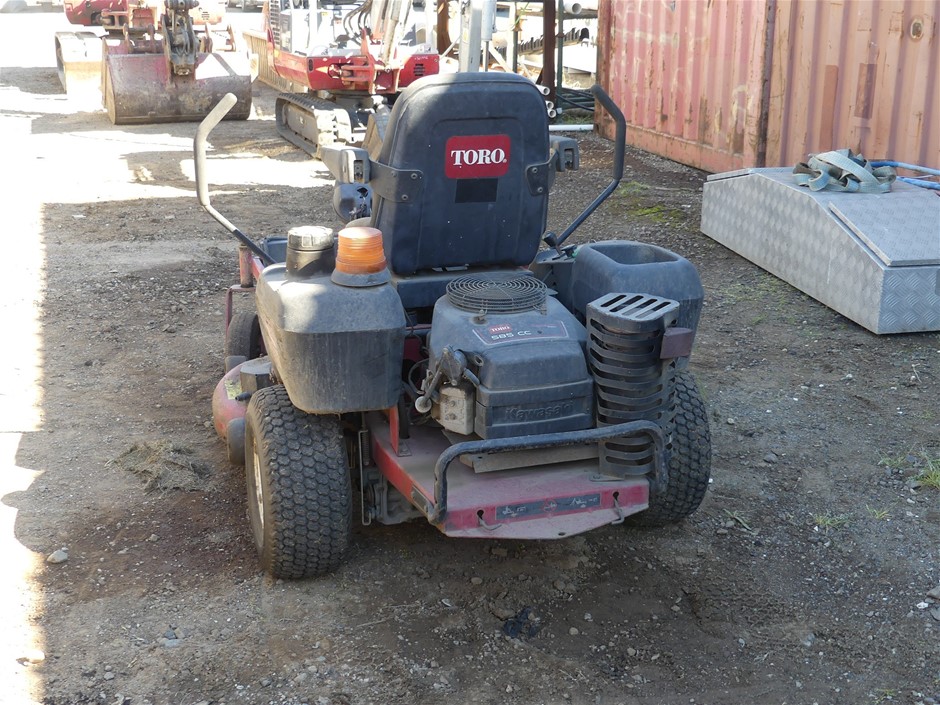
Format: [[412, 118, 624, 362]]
[[422, 273, 594, 439]]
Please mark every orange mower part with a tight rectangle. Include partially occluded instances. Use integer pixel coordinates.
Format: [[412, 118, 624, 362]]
[[103, 48, 252, 125], [335, 227, 387, 275]]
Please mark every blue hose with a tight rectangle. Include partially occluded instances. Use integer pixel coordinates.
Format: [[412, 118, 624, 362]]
[[870, 160, 940, 190]]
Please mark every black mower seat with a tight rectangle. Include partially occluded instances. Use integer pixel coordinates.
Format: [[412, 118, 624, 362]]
[[370, 72, 551, 277]]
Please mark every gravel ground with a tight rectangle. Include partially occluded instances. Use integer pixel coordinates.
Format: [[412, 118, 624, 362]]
[[1, 9, 939, 705]]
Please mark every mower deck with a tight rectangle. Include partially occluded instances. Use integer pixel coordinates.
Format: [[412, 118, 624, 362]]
[[367, 415, 649, 539]]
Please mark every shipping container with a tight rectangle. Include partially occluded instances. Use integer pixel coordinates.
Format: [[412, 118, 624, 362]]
[[597, 0, 940, 173]]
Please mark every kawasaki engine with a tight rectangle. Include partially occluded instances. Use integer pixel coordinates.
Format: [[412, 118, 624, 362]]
[[419, 273, 594, 439]]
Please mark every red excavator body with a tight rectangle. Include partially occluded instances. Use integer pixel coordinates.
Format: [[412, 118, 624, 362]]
[[264, 1, 439, 155]]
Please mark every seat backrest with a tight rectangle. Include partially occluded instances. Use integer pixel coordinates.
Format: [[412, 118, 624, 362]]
[[369, 72, 550, 276]]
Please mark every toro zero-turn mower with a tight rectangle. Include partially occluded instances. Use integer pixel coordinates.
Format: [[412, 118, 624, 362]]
[[196, 72, 711, 579]]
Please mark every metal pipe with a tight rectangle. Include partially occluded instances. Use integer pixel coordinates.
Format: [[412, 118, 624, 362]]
[[194, 93, 276, 266], [481, 0, 496, 41], [542, 0, 555, 103], [510, 3, 519, 74], [567, 0, 597, 11], [549, 124, 593, 131], [556, 0, 564, 95]]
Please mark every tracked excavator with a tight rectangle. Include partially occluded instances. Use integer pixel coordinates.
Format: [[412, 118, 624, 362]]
[[55, 0, 253, 124], [265, 0, 439, 156]]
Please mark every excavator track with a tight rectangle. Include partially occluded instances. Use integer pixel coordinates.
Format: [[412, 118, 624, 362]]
[[274, 92, 360, 158], [55, 31, 105, 96]]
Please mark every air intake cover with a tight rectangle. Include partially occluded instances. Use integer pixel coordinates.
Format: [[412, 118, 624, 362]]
[[446, 272, 546, 314]]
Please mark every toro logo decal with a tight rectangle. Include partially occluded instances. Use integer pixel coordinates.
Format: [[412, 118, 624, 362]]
[[445, 135, 511, 179]]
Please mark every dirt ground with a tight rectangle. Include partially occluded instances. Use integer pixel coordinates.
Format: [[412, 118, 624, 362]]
[[2, 10, 939, 705]]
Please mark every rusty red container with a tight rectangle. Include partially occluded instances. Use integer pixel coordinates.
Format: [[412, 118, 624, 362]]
[[597, 0, 940, 172]]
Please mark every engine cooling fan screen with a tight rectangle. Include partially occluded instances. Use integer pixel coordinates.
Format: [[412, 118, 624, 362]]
[[446, 272, 547, 313]]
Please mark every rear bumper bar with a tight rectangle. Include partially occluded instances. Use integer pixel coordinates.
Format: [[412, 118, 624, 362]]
[[428, 420, 664, 525]]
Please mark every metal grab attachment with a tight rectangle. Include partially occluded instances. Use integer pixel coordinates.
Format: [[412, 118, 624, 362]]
[[427, 420, 665, 525], [163, 0, 201, 76]]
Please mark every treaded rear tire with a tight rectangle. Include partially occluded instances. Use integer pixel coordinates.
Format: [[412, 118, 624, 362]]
[[244, 385, 352, 579], [631, 371, 711, 526]]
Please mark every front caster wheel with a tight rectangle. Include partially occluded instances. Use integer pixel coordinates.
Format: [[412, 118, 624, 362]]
[[224, 311, 263, 372]]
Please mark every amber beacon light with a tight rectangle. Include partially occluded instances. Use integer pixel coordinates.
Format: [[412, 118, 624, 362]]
[[335, 227, 387, 275]]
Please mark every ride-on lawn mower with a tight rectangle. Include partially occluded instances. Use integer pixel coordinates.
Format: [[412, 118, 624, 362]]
[[196, 72, 711, 579]]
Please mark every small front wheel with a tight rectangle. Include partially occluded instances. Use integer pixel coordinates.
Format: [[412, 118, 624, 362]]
[[224, 311, 263, 372], [244, 385, 352, 579]]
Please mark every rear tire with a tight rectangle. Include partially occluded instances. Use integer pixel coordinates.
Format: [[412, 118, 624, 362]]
[[631, 372, 711, 526], [244, 385, 352, 579]]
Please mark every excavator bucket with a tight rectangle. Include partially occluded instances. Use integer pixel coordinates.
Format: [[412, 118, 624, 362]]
[[55, 31, 104, 97], [103, 47, 252, 125]]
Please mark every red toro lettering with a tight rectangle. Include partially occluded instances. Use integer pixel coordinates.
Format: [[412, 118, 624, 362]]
[[445, 135, 511, 179]]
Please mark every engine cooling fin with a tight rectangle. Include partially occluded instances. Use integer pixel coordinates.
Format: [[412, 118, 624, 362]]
[[446, 273, 547, 313]]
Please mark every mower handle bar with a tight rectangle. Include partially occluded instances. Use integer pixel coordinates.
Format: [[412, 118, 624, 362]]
[[194, 93, 276, 266], [549, 84, 627, 250]]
